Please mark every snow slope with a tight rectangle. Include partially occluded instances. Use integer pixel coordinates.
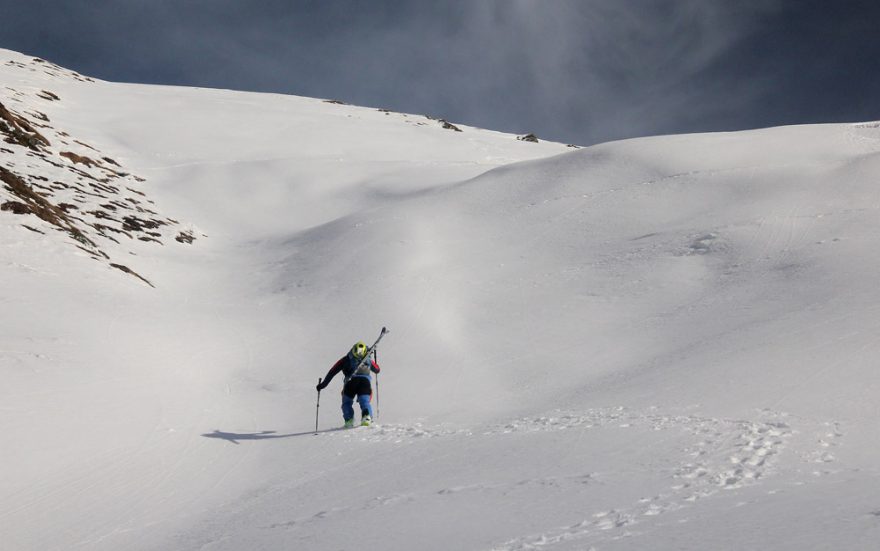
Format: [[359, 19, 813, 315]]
[[3, 48, 880, 550]]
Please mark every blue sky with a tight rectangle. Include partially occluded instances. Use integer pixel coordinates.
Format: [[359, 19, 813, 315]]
[[3, 0, 879, 146]]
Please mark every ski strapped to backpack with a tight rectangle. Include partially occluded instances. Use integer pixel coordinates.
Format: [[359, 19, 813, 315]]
[[354, 326, 389, 375]]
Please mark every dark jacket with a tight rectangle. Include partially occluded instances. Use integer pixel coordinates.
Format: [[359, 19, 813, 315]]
[[318, 352, 380, 390]]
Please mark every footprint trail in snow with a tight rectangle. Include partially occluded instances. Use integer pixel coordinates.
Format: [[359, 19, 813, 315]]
[[484, 407, 845, 550]]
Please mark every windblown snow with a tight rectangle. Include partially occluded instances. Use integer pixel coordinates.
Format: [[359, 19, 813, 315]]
[[2, 48, 880, 550]]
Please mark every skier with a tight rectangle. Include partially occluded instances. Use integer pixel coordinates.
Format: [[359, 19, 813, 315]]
[[316, 341, 381, 427]]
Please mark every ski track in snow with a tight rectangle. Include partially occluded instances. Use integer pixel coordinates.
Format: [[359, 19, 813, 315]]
[[308, 405, 843, 550], [330, 421, 472, 442], [485, 408, 842, 550], [331, 408, 847, 550]]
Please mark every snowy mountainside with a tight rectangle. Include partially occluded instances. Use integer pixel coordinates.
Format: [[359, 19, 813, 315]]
[[278, 122, 880, 423], [3, 47, 880, 551], [1, 54, 197, 286]]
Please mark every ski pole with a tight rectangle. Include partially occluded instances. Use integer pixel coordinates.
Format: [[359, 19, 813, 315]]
[[373, 348, 380, 420], [315, 377, 322, 435]]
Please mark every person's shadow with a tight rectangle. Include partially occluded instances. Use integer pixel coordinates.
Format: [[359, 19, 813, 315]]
[[202, 428, 345, 444]]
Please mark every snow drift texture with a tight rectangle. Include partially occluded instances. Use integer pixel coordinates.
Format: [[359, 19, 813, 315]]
[[2, 48, 879, 551]]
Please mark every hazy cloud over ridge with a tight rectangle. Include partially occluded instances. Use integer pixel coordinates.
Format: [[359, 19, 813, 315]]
[[2, 0, 878, 145]]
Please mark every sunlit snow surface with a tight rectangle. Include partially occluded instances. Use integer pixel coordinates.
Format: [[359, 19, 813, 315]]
[[2, 48, 880, 550]]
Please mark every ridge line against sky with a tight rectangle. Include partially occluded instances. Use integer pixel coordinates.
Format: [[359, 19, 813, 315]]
[[2, 0, 879, 146]]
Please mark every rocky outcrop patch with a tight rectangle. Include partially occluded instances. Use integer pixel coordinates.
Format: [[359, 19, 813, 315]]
[[1, 101, 51, 150], [1, 58, 201, 286], [439, 119, 461, 132]]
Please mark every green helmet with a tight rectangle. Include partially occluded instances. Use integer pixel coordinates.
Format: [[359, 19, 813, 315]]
[[351, 341, 368, 359]]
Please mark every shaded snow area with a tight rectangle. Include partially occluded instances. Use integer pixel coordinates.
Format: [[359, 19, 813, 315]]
[[2, 47, 880, 550]]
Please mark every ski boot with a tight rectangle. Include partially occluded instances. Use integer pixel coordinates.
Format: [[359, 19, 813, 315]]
[[344, 418, 355, 429], [361, 415, 372, 427]]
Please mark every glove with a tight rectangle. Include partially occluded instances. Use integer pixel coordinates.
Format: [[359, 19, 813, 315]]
[[316, 382, 325, 392]]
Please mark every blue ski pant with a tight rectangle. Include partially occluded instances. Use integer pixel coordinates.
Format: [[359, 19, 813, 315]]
[[341, 376, 373, 420]]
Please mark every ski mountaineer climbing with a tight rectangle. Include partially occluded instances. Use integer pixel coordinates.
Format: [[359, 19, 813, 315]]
[[316, 341, 381, 427]]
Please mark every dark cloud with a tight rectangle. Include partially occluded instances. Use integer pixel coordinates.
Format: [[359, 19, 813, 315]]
[[2, 0, 879, 145]]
